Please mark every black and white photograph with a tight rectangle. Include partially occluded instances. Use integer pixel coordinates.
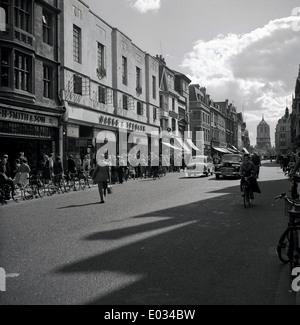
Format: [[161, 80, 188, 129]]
[[0, 0, 300, 308]]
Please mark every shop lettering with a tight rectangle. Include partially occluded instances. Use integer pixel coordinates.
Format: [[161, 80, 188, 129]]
[[99, 115, 146, 132], [1, 109, 46, 124]]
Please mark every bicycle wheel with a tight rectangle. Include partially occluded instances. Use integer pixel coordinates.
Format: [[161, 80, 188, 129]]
[[62, 179, 71, 193], [12, 185, 23, 203], [79, 179, 86, 191], [24, 184, 34, 200], [277, 229, 290, 264], [0, 188, 7, 205], [37, 184, 46, 198], [73, 179, 80, 191]]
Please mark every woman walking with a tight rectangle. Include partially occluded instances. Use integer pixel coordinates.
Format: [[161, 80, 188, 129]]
[[92, 154, 110, 204]]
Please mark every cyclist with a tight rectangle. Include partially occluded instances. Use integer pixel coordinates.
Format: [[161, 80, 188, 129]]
[[240, 154, 261, 200]]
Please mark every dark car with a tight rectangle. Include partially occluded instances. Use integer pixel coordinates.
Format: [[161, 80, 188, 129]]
[[214, 154, 243, 179]]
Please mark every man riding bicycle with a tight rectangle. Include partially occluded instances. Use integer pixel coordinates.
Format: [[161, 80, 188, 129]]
[[251, 152, 261, 179], [240, 154, 261, 200]]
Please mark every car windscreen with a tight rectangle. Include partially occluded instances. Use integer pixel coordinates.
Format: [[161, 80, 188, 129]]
[[222, 155, 242, 163]]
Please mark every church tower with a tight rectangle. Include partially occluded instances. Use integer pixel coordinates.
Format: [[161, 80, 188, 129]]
[[256, 115, 271, 149]]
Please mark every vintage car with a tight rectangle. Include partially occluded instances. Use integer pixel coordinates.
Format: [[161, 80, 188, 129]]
[[214, 154, 243, 179], [185, 155, 214, 178]]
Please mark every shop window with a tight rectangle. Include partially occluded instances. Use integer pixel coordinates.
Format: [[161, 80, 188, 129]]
[[14, 51, 32, 92], [14, 0, 32, 33], [42, 10, 53, 46]]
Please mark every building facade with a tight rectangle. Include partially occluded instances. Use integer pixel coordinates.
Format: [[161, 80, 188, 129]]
[[291, 65, 300, 150], [59, 0, 161, 163], [0, 0, 65, 169], [275, 108, 292, 154]]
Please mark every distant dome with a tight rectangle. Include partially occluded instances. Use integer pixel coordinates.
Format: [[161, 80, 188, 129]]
[[258, 116, 269, 127]]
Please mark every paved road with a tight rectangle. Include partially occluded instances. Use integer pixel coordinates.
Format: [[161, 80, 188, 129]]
[[0, 162, 299, 305]]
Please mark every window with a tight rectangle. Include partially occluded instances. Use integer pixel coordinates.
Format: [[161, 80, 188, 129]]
[[136, 67, 141, 90], [172, 98, 175, 111], [122, 56, 127, 85], [14, 51, 31, 92], [152, 76, 156, 99], [97, 43, 105, 67], [43, 65, 52, 98], [14, 0, 31, 33], [98, 86, 106, 104], [123, 95, 128, 110], [172, 118, 176, 132], [73, 25, 81, 63], [0, 48, 10, 87], [153, 107, 157, 121], [137, 102, 143, 116], [42, 11, 53, 46], [73, 75, 82, 95], [0, 0, 9, 29]]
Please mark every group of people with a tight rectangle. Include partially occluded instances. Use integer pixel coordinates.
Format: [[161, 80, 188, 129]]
[[0, 152, 31, 197]]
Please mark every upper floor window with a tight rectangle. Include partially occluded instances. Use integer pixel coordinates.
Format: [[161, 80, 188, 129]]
[[98, 86, 106, 104], [73, 75, 82, 95], [14, 0, 31, 33], [123, 94, 128, 110], [122, 56, 127, 85], [136, 67, 141, 89], [73, 25, 81, 63], [14, 51, 32, 92], [43, 65, 52, 98], [152, 76, 156, 99], [137, 102, 143, 116], [0, 47, 10, 87], [42, 10, 53, 46], [0, 0, 9, 30]]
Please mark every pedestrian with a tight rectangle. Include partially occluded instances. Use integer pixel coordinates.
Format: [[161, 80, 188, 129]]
[[13, 159, 21, 184], [42, 155, 51, 183], [0, 154, 15, 196], [83, 154, 91, 174], [75, 153, 82, 173], [67, 155, 76, 174], [92, 154, 110, 204], [19, 158, 31, 187], [53, 156, 64, 183]]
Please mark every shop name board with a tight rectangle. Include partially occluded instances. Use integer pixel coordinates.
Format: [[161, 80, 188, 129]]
[[99, 115, 146, 132], [0, 109, 58, 127]]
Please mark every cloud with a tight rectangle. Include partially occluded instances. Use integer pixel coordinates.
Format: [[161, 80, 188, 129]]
[[181, 16, 300, 145], [128, 0, 161, 13]]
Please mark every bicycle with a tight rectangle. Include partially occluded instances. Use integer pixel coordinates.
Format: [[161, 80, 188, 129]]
[[48, 173, 72, 196], [0, 183, 23, 204], [23, 174, 46, 200], [275, 193, 300, 277], [66, 172, 85, 191], [242, 176, 252, 208]]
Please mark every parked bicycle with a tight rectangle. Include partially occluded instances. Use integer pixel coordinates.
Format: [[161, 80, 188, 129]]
[[0, 183, 22, 204], [275, 193, 300, 278], [23, 174, 46, 200]]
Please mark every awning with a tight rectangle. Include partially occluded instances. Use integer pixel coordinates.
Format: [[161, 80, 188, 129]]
[[243, 148, 250, 154], [213, 146, 230, 154], [187, 139, 201, 152], [176, 138, 191, 154], [162, 142, 182, 151]]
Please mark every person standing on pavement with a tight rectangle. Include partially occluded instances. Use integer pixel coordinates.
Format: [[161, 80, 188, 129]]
[[92, 154, 110, 204], [19, 158, 31, 187]]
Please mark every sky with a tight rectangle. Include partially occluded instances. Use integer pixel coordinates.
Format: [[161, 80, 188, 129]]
[[85, 0, 300, 146]]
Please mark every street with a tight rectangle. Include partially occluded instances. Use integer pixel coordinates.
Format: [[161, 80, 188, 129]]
[[0, 162, 299, 305]]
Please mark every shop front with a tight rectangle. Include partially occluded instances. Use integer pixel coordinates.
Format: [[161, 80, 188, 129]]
[[0, 107, 60, 171], [66, 106, 160, 167]]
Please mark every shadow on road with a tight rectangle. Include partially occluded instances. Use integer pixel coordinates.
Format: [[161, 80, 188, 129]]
[[57, 202, 101, 209], [53, 177, 296, 305]]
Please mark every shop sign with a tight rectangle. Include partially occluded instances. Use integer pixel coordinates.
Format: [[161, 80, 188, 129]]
[[0, 108, 59, 127], [99, 115, 146, 133]]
